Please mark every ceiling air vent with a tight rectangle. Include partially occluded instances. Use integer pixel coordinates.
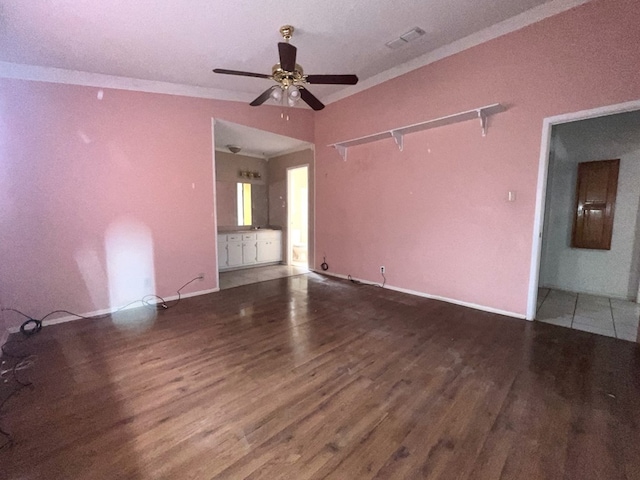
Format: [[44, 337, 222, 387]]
[[385, 27, 426, 49]]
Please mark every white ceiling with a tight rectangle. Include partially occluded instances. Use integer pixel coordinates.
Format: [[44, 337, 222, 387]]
[[0, 0, 587, 106], [214, 120, 312, 159], [553, 110, 640, 162]]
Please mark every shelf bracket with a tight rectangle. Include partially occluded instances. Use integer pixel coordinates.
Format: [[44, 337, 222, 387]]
[[391, 130, 404, 151], [334, 144, 347, 161], [478, 109, 488, 137]]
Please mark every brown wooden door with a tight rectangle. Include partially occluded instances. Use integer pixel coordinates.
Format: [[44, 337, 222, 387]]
[[571, 159, 619, 250]]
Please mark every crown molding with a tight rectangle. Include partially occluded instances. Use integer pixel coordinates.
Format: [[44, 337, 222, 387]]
[[0, 61, 254, 102], [0, 0, 591, 106], [214, 147, 268, 160], [267, 144, 315, 160], [323, 0, 592, 105]]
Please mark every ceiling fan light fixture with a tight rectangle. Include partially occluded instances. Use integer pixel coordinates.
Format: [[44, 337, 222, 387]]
[[226, 145, 242, 154], [287, 85, 300, 99], [270, 86, 283, 102]]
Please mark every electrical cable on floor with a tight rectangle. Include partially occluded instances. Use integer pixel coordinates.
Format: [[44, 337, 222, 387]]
[[1, 275, 203, 325], [347, 274, 386, 289], [0, 329, 37, 450], [0, 275, 202, 450]]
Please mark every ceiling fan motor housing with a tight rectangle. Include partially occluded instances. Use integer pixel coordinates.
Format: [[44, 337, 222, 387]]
[[272, 63, 305, 87]]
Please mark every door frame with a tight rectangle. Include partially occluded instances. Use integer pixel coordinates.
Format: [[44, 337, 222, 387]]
[[286, 164, 310, 267], [526, 99, 640, 320]]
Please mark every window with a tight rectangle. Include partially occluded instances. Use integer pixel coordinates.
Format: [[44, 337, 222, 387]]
[[237, 182, 252, 226], [571, 159, 619, 250]]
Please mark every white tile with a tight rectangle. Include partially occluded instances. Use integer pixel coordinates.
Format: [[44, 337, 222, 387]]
[[547, 290, 578, 303], [611, 307, 640, 321], [612, 310, 640, 327], [573, 314, 614, 329], [616, 329, 638, 342], [574, 305, 613, 322], [578, 293, 610, 306], [616, 323, 639, 336], [536, 302, 574, 323], [610, 298, 640, 313], [537, 316, 572, 328], [576, 297, 611, 317], [536, 288, 550, 310], [220, 264, 308, 290], [541, 298, 576, 313], [572, 322, 616, 339]]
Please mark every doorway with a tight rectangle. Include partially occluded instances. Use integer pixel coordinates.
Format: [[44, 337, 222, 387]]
[[527, 99, 640, 319], [528, 103, 640, 341], [287, 165, 309, 267]]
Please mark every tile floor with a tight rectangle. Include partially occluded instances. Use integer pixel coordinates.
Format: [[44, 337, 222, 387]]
[[219, 264, 309, 290], [536, 287, 639, 342]]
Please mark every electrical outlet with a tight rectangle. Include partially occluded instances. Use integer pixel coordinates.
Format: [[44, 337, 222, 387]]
[[198, 273, 205, 281], [380, 266, 385, 274]]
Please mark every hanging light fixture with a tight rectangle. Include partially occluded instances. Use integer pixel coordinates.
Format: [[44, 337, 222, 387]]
[[287, 85, 301, 106], [270, 86, 283, 103]]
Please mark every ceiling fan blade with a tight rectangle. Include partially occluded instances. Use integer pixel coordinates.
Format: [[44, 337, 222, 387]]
[[300, 88, 325, 111], [250, 86, 277, 106], [278, 42, 297, 72], [213, 68, 271, 79], [305, 74, 359, 85]]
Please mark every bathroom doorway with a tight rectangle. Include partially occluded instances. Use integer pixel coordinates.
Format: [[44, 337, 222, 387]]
[[287, 165, 309, 267]]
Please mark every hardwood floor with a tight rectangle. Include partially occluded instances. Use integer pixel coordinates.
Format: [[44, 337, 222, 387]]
[[1, 273, 639, 479]]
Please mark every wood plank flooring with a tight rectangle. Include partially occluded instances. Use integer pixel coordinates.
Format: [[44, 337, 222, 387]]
[[1, 273, 639, 479]]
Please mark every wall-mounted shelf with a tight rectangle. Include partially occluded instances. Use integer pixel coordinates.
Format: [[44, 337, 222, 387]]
[[329, 103, 505, 161]]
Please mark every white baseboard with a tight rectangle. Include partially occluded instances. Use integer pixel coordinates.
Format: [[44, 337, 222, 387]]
[[313, 270, 527, 320], [5, 287, 220, 333]]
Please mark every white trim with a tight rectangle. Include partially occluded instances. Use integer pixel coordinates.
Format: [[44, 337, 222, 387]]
[[323, 0, 592, 105], [526, 98, 640, 320], [0, 61, 253, 102], [214, 147, 267, 160], [0, 0, 590, 106], [315, 270, 526, 320], [5, 287, 220, 333], [287, 164, 311, 268], [313, 147, 317, 271], [266, 144, 315, 161], [212, 118, 221, 290], [215, 144, 314, 161]]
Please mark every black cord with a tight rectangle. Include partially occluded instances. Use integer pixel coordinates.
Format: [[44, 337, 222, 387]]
[[0, 275, 202, 449], [0, 338, 36, 450], [1, 275, 203, 326], [346, 274, 386, 288], [19, 319, 42, 336]]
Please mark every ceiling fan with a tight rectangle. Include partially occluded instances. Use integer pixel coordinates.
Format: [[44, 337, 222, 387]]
[[213, 25, 358, 111]]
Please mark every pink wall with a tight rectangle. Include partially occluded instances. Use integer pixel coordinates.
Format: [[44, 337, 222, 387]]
[[2, 0, 639, 332], [0, 80, 313, 330], [314, 0, 640, 316]]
